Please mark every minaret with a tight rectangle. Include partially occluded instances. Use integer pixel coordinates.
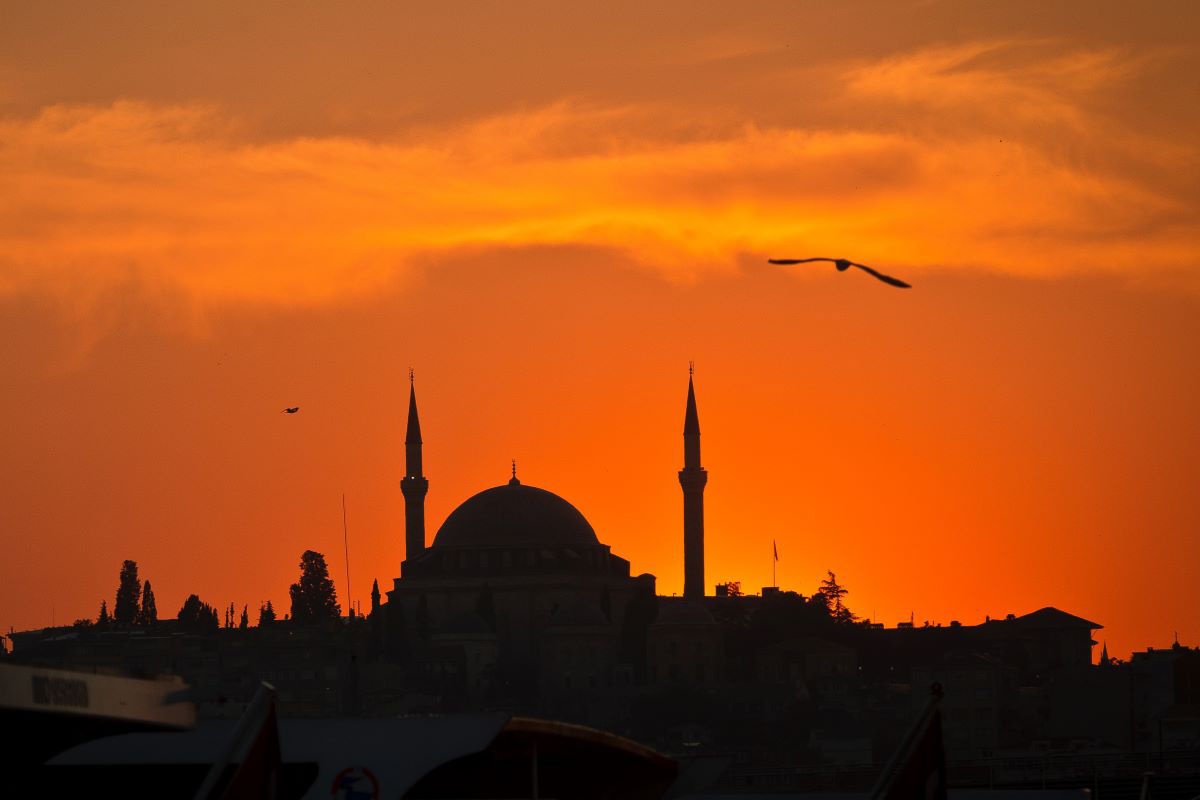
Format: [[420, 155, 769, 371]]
[[400, 372, 428, 561], [679, 364, 707, 599]]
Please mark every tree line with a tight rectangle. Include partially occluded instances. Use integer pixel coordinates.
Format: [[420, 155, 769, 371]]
[[80, 550, 342, 631], [80, 553, 855, 633], [717, 570, 860, 624]]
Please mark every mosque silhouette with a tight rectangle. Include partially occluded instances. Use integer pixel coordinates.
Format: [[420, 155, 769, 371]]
[[8, 372, 1178, 772], [378, 370, 715, 707]]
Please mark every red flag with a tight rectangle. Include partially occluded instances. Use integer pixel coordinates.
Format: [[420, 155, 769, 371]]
[[194, 683, 282, 800], [218, 700, 281, 799], [870, 684, 947, 800]]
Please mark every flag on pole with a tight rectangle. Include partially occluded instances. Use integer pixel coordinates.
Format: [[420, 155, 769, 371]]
[[219, 697, 281, 800], [194, 682, 282, 800], [869, 683, 947, 800], [773, 540, 778, 561]]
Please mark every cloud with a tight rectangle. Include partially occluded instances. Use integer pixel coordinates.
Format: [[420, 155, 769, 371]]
[[0, 40, 1196, 306]]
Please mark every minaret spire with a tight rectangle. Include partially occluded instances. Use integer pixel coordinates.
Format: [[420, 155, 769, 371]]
[[684, 367, 701, 460], [401, 371, 428, 562], [405, 372, 422, 476], [679, 365, 708, 599]]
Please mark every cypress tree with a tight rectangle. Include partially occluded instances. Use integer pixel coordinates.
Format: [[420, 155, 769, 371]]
[[288, 550, 340, 623], [178, 594, 220, 633], [258, 600, 276, 627], [114, 560, 141, 626], [137, 580, 158, 626]]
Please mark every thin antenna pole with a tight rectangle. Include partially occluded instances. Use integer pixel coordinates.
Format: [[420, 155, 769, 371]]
[[342, 493, 351, 618]]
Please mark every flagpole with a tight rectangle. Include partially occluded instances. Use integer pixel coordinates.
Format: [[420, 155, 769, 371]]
[[342, 493, 351, 618]]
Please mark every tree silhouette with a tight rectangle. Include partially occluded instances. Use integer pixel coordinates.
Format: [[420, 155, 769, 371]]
[[177, 594, 219, 632], [239, 605, 249, 629], [136, 581, 158, 626], [289, 550, 341, 624], [97, 600, 111, 629], [817, 571, 857, 623], [113, 560, 141, 627], [808, 590, 831, 617], [258, 600, 276, 627]]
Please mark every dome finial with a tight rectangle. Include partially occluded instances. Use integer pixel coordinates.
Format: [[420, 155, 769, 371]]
[[509, 458, 520, 486]]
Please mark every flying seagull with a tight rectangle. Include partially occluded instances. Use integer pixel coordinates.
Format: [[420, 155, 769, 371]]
[[283, 407, 300, 414], [768, 257, 911, 288]]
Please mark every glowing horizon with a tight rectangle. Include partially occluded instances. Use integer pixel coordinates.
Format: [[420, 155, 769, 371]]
[[1, 1, 1198, 661]]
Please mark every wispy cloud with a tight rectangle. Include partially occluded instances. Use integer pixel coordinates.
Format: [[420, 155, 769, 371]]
[[1, 39, 1195, 305]]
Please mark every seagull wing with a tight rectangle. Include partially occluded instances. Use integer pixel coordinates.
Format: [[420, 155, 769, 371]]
[[768, 257, 835, 265], [850, 262, 911, 288]]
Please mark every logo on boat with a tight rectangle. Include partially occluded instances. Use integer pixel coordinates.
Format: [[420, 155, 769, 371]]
[[332, 766, 379, 800], [30, 675, 90, 708]]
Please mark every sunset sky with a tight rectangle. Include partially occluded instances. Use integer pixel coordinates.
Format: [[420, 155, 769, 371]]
[[2, 2, 1198, 660]]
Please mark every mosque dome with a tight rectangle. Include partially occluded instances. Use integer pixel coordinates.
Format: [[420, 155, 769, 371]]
[[432, 478, 600, 549]]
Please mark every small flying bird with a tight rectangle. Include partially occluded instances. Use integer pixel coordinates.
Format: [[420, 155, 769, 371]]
[[283, 407, 300, 414], [768, 257, 911, 288]]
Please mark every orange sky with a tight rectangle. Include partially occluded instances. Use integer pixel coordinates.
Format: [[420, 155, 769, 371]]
[[1, 2, 1198, 661]]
